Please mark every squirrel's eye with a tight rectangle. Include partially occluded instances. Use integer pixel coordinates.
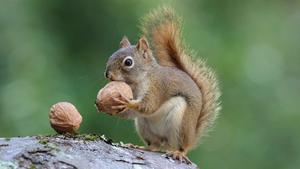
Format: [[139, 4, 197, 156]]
[[122, 56, 134, 68], [124, 59, 133, 67]]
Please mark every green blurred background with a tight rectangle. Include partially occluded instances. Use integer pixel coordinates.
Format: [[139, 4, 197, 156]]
[[1, 0, 299, 168]]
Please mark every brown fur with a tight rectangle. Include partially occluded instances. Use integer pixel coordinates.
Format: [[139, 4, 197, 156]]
[[140, 5, 221, 142], [105, 6, 221, 164]]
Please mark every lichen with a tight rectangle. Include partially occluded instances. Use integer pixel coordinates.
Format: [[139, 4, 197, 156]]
[[0, 160, 18, 169]]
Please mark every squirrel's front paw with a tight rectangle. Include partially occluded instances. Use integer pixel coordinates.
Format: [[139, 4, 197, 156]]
[[110, 93, 138, 113]]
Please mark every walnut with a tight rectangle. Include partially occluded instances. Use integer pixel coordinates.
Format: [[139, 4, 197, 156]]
[[49, 102, 82, 134], [95, 81, 133, 115]]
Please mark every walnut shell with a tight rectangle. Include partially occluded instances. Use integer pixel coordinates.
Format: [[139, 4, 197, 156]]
[[49, 102, 82, 134], [95, 81, 133, 115]]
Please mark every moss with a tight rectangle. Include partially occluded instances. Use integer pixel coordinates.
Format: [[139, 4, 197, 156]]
[[83, 135, 100, 141], [38, 132, 105, 141], [45, 133, 52, 137], [47, 146, 60, 152], [61, 132, 80, 138], [30, 164, 35, 169], [69, 133, 78, 138], [39, 139, 49, 144], [5, 138, 10, 141]]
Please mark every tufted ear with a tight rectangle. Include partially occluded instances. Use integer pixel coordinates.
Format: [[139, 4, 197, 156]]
[[136, 37, 149, 53], [120, 36, 131, 48]]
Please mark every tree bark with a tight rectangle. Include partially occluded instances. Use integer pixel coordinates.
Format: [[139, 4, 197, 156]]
[[0, 135, 198, 169]]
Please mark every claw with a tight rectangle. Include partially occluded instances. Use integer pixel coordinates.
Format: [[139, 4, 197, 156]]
[[165, 151, 191, 165], [178, 155, 183, 163], [118, 92, 131, 102], [110, 96, 126, 104], [125, 143, 139, 149], [95, 101, 104, 113], [109, 93, 137, 113], [109, 105, 126, 110]]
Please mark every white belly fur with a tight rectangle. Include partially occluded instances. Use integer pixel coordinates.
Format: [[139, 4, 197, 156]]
[[137, 96, 187, 149]]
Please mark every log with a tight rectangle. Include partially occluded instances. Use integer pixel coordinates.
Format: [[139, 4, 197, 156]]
[[0, 134, 198, 169]]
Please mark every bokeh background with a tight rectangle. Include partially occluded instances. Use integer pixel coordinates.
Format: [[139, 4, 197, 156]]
[[1, 0, 299, 168]]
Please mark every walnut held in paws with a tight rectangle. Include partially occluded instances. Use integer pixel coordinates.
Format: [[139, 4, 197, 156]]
[[95, 81, 133, 115], [49, 102, 82, 134]]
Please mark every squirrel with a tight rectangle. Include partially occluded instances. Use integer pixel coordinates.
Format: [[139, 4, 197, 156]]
[[104, 6, 221, 164]]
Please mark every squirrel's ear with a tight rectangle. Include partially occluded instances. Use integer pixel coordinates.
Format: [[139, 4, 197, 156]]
[[120, 36, 131, 48], [136, 37, 149, 53]]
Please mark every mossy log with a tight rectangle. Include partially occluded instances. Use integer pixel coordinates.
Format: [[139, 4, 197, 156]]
[[0, 134, 198, 169]]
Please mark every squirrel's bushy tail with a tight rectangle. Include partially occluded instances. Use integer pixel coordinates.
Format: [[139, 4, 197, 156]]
[[140, 5, 221, 140]]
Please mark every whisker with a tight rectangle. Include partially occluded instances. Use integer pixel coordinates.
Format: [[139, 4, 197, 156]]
[[74, 61, 105, 72], [78, 71, 105, 79]]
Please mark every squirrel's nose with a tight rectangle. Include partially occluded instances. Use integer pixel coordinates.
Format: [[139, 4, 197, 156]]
[[104, 71, 109, 79], [105, 70, 112, 80]]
